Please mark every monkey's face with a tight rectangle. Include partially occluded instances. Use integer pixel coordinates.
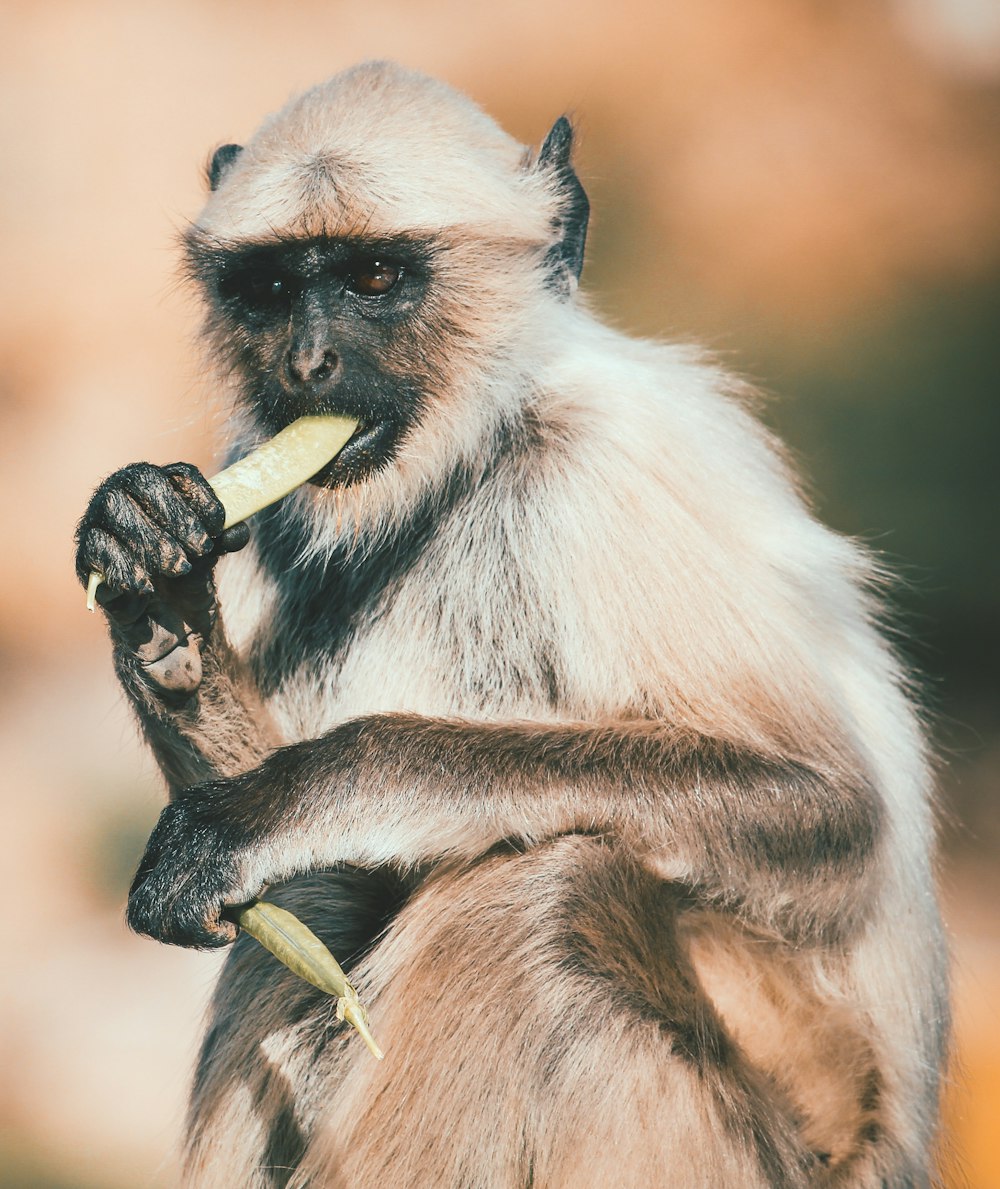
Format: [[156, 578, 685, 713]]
[[182, 63, 588, 528], [188, 232, 446, 488]]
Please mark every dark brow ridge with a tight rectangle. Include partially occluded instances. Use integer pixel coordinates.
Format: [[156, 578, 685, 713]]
[[181, 225, 550, 272], [183, 228, 440, 270]]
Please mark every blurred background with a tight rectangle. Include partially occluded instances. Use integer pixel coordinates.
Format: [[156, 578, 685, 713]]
[[0, 1, 997, 1184]]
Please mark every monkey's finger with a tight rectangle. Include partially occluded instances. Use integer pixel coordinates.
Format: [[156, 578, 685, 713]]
[[77, 525, 155, 597], [216, 523, 251, 554], [101, 488, 195, 580], [129, 868, 239, 949], [117, 462, 218, 555], [163, 462, 227, 537]]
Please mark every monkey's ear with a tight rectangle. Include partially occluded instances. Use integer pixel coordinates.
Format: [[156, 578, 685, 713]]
[[536, 117, 590, 290], [207, 143, 244, 191]]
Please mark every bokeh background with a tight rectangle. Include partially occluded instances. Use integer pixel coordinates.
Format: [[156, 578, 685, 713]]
[[1, 1, 997, 1185]]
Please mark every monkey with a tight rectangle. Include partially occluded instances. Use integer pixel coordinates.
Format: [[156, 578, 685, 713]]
[[75, 61, 949, 1188]]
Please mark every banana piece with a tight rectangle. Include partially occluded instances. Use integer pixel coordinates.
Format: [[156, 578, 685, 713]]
[[235, 900, 383, 1059]]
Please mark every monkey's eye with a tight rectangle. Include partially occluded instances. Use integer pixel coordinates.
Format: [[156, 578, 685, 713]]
[[254, 276, 284, 299], [221, 269, 293, 311], [245, 273, 289, 306], [346, 260, 401, 297]]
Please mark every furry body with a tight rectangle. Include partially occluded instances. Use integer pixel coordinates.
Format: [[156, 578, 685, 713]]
[[76, 63, 948, 1187]]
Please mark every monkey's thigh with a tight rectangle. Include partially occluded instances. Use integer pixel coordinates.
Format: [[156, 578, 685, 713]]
[[182, 867, 411, 1189], [184, 840, 813, 1189], [311, 837, 818, 1189]]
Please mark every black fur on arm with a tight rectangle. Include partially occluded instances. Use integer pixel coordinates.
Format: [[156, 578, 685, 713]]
[[126, 713, 882, 950]]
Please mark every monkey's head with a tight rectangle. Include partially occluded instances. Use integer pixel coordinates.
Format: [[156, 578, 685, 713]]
[[183, 61, 589, 537]]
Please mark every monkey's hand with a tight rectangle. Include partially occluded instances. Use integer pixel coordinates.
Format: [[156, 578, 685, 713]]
[[126, 778, 264, 949], [75, 462, 250, 697]]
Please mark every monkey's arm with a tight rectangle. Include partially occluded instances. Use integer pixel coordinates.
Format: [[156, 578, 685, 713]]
[[127, 713, 881, 949], [110, 599, 277, 791], [75, 462, 279, 792]]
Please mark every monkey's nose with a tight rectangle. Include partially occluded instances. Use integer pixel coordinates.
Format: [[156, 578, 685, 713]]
[[286, 345, 341, 388]]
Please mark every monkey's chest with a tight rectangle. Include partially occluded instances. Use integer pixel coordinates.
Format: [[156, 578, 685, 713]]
[[256, 565, 566, 743]]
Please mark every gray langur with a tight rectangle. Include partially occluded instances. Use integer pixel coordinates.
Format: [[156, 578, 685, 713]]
[[75, 61, 949, 1188]]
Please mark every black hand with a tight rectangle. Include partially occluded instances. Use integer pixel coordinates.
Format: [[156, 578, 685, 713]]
[[127, 780, 261, 949], [75, 462, 250, 694], [77, 461, 236, 591]]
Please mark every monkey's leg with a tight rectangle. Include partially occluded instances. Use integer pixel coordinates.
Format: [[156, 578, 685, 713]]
[[185, 838, 822, 1189], [183, 867, 414, 1189]]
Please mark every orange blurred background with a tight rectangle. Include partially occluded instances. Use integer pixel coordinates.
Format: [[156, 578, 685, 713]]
[[1, 2, 998, 1185]]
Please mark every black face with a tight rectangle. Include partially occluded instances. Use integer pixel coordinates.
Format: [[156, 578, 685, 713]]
[[185, 233, 439, 486]]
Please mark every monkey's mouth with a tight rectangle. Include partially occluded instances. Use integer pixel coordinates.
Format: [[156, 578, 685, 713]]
[[308, 419, 397, 487]]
